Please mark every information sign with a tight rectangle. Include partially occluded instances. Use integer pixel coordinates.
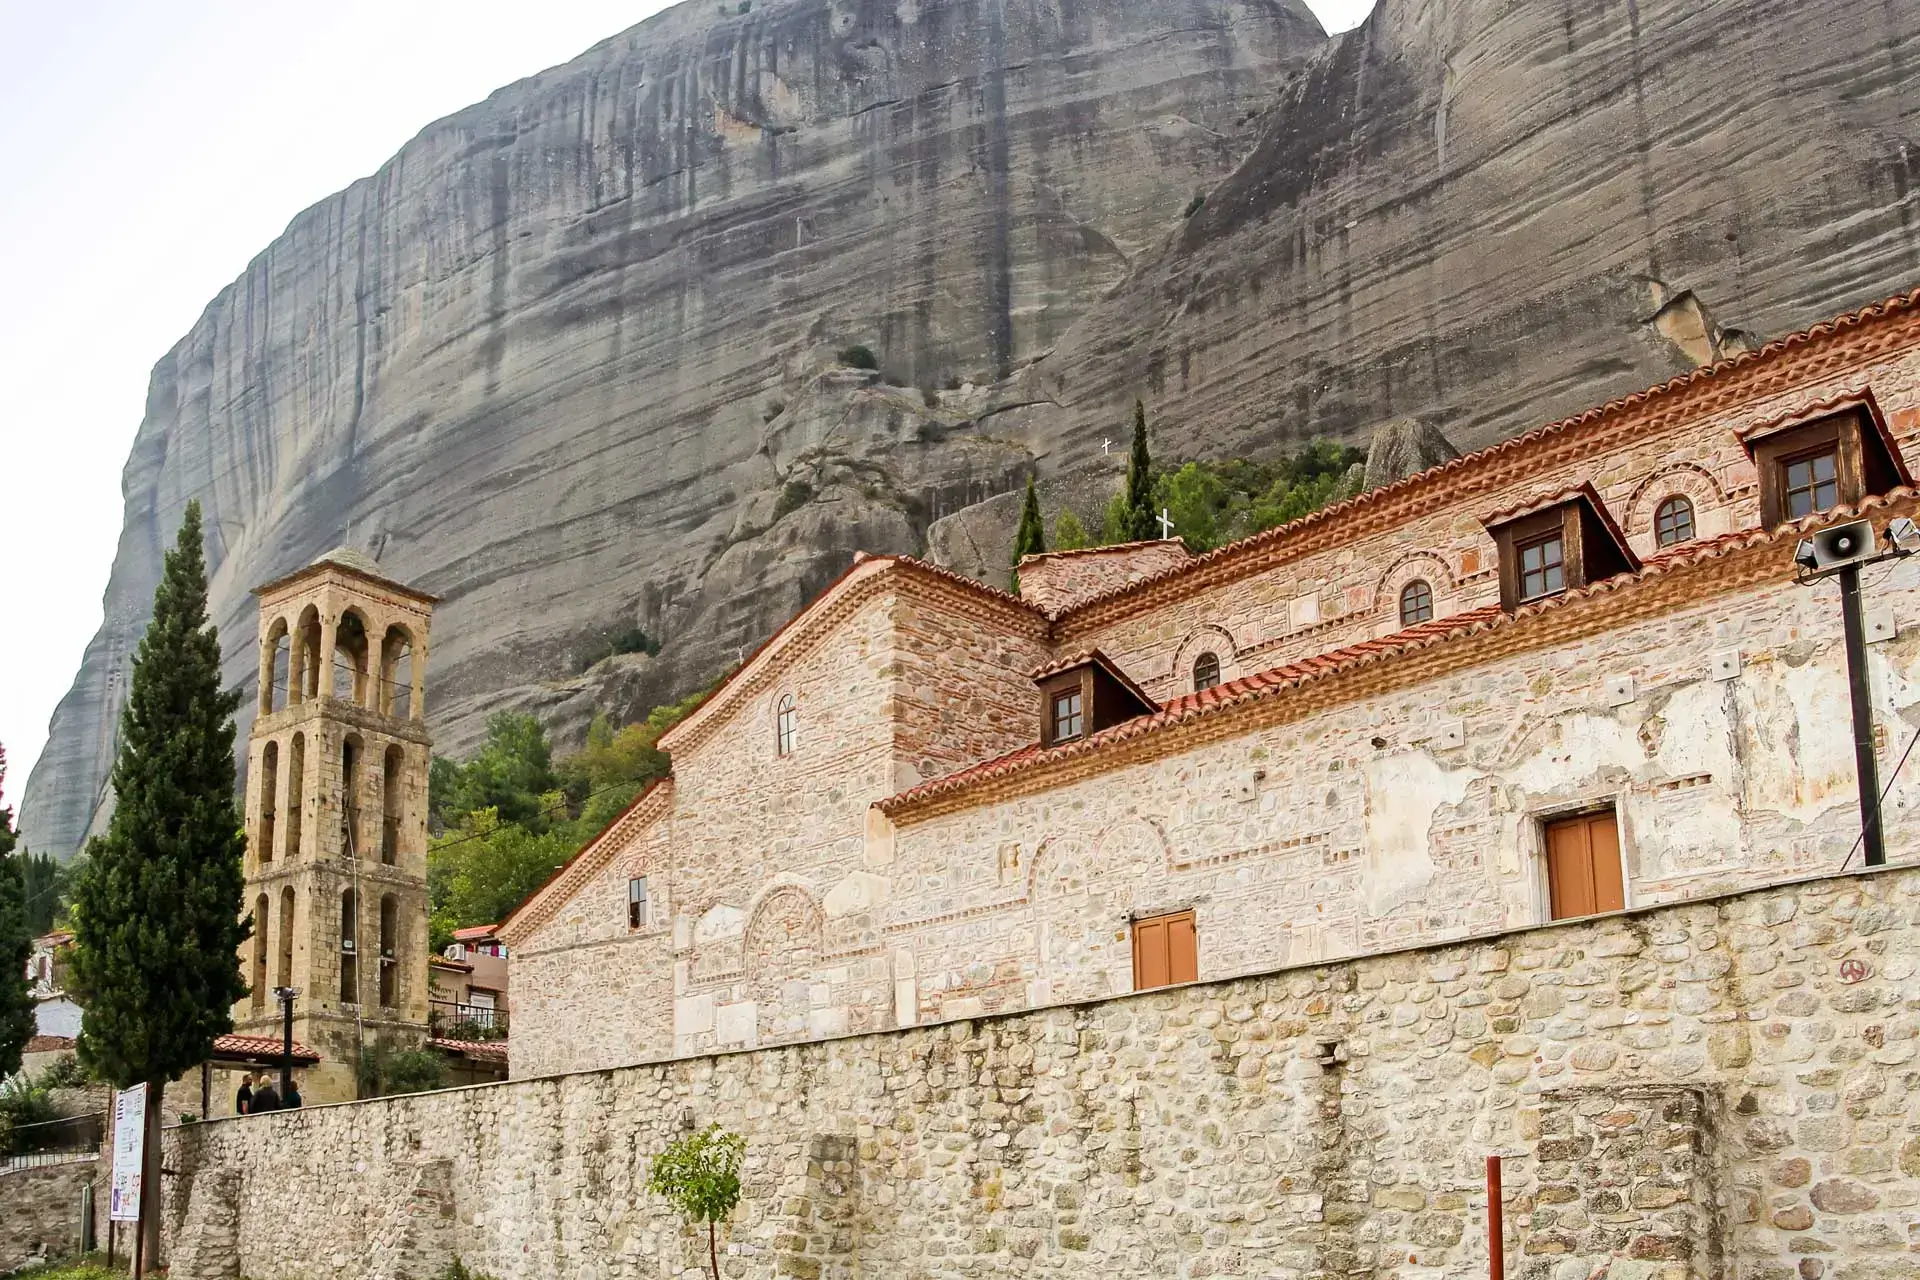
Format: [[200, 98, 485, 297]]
[[109, 1082, 148, 1223]]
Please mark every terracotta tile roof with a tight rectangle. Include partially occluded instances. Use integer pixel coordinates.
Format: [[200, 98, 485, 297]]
[[1734, 387, 1916, 487], [210, 1034, 322, 1065], [23, 1035, 74, 1055], [879, 494, 1917, 817], [428, 1037, 509, 1064], [1016, 538, 1183, 567], [1028, 648, 1160, 713], [1044, 285, 1920, 624], [451, 924, 499, 941], [497, 775, 674, 945], [1482, 481, 1641, 571], [659, 553, 1048, 754]]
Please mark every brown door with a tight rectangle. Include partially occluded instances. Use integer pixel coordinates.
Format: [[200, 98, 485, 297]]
[[1545, 810, 1625, 919], [1133, 910, 1199, 990]]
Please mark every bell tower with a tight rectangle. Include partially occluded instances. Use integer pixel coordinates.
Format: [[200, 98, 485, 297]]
[[235, 546, 436, 1102]]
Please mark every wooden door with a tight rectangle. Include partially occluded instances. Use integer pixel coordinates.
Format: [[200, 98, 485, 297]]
[[1545, 810, 1625, 920], [1133, 910, 1198, 990]]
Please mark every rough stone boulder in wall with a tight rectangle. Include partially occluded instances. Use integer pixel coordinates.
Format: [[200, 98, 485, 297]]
[[19, 0, 1323, 856]]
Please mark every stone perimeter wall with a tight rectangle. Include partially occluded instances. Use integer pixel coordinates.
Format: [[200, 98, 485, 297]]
[[164, 864, 1920, 1280]]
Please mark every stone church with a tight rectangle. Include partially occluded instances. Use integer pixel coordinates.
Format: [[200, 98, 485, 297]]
[[494, 286, 1920, 1080]]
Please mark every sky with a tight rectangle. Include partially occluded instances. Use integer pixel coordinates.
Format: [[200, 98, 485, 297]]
[[0, 0, 1377, 818]]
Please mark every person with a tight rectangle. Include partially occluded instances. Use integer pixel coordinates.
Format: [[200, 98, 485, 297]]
[[250, 1076, 282, 1113], [234, 1072, 254, 1116], [282, 1077, 303, 1109]]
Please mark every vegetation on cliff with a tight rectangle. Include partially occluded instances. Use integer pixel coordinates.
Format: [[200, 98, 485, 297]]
[[426, 686, 712, 949]]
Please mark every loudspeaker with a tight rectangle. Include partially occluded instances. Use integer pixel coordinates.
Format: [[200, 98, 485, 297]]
[[1797, 519, 1877, 572]]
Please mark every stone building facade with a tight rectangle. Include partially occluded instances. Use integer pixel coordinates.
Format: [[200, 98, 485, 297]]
[[231, 548, 436, 1102], [162, 863, 1920, 1280], [502, 287, 1920, 1081]]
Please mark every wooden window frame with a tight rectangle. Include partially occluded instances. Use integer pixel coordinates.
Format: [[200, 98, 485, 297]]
[[1748, 408, 1902, 529], [1051, 689, 1084, 743], [1399, 578, 1434, 626], [1131, 908, 1198, 991], [1191, 651, 1221, 692], [1487, 492, 1637, 613], [1653, 495, 1695, 547], [627, 876, 649, 931], [775, 695, 797, 757], [1539, 803, 1627, 922]]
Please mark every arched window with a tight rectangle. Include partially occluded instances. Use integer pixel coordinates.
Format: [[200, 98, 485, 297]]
[[285, 733, 305, 859], [251, 893, 270, 1009], [1654, 495, 1695, 547], [1400, 579, 1434, 626], [776, 695, 797, 757], [1192, 652, 1221, 692], [277, 888, 295, 989], [341, 735, 364, 858], [378, 894, 398, 1008], [339, 888, 359, 1006], [381, 744, 404, 865], [257, 741, 278, 865]]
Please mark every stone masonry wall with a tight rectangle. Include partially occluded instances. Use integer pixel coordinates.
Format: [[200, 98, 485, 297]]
[[165, 863, 1920, 1280], [0, 1159, 97, 1272]]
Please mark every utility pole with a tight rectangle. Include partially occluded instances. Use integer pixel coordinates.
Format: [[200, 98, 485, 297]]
[[1837, 564, 1886, 867], [1794, 516, 1920, 868]]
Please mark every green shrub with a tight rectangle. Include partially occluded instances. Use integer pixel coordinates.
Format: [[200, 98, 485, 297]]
[[650, 1124, 747, 1280], [762, 399, 785, 422], [38, 1052, 88, 1089], [837, 344, 879, 370], [943, 374, 963, 391], [356, 1038, 447, 1098], [773, 480, 815, 521], [1184, 192, 1207, 218]]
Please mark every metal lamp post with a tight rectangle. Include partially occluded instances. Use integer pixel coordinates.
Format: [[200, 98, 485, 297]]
[[272, 986, 299, 1099]]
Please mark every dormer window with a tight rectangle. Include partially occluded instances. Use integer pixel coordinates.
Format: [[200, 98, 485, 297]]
[[1051, 691, 1084, 742], [1516, 531, 1565, 601], [1740, 393, 1911, 529], [1033, 651, 1158, 748], [1483, 484, 1638, 613], [1782, 448, 1838, 520]]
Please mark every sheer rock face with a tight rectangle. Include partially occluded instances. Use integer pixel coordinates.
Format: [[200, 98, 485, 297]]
[[1014, 0, 1920, 471], [21, 0, 1321, 855], [27, 0, 1920, 855]]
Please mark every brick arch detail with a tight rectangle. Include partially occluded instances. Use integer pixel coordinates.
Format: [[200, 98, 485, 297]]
[[742, 882, 824, 980], [1168, 624, 1242, 693], [1375, 551, 1461, 635], [1621, 463, 1729, 552]]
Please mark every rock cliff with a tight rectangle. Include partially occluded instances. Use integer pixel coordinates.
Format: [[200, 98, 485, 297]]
[[25, 0, 1920, 854]]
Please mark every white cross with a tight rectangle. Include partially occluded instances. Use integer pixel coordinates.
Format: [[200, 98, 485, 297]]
[[1102, 437, 1112, 455], [1158, 507, 1175, 540]]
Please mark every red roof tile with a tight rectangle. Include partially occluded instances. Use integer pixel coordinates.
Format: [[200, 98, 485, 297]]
[[23, 1035, 74, 1055], [1044, 285, 1920, 623], [879, 493, 1915, 816], [428, 1038, 509, 1064], [210, 1034, 322, 1065], [451, 924, 499, 941]]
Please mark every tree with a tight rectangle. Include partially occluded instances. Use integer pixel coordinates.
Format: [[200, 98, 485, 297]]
[[356, 1036, 448, 1097], [0, 746, 31, 1081], [1123, 400, 1159, 542], [430, 712, 559, 831], [1157, 461, 1227, 552], [66, 499, 249, 1272], [21, 849, 74, 936], [1010, 475, 1046, 587], [427, 809, 576, 952], [649, 1123, 747, 1280], [1053, 508, 1090, 551]]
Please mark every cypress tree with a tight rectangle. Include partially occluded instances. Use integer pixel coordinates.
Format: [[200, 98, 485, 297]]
[[0, 746, 31, 1080], [1011, 475, 1047, 587], [68, 500, 248, 1266], [1123, 399, 1159, 542]]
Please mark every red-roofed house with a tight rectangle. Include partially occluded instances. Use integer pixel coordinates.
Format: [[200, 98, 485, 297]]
[[499, 286, 1920, 1079]]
